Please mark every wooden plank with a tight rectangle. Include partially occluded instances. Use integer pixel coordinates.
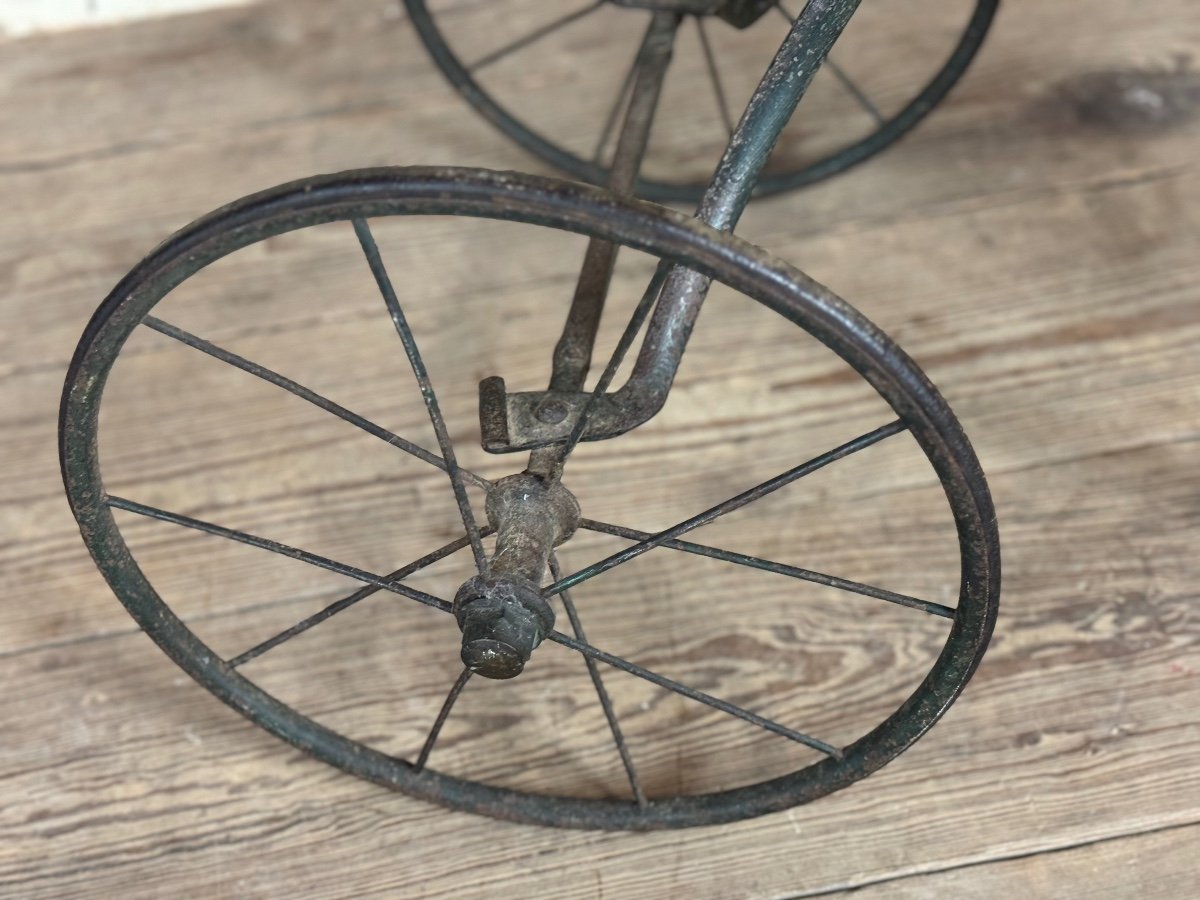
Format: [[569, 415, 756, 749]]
[[1, 440, 1197, 897], [826, 824, 1200, 900], [1, 0, 1199, 896]]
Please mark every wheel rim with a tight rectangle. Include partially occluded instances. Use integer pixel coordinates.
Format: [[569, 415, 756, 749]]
[[60, 166, 999, 829], [403, 0, 1000, 203]]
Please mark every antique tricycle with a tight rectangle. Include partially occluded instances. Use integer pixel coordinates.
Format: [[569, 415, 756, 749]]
[[60, 0, 1001, 829]]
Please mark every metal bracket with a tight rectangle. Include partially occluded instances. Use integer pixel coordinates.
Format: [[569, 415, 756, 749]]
[[479, 377, 638, 452]]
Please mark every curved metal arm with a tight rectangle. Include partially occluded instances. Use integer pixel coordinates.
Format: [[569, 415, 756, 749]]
[[481, 0, 863, 452]]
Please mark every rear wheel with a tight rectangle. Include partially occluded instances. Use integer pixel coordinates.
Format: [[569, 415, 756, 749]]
[[404, 0, 1000, 202]]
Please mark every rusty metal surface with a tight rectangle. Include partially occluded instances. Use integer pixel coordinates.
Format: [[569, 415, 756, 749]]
[[454, 474, 579, 679], [483, 0, 864, 455], [547, 11, 678, 394]]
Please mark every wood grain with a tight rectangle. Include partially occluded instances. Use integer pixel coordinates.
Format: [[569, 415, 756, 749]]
[[1, 0, 1198, 896], [833, 823, 1200, 900]]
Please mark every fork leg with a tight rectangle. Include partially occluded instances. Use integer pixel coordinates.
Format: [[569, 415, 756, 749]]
[[546, 11, 680, 396]]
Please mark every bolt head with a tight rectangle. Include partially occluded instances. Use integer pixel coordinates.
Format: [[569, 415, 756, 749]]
[[460, 638, 526, 680], [453, 575, 555, 680], [535, 398, 570, 425]]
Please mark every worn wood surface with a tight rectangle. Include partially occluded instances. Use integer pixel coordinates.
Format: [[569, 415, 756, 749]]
[[1, 0, 1198, 896]]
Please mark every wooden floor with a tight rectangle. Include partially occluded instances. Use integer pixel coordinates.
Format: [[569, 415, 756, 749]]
[[2, 0, 1198, 896]]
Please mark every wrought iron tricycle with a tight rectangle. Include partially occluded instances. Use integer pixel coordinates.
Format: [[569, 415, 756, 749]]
[[60, 0, 1001, 829]]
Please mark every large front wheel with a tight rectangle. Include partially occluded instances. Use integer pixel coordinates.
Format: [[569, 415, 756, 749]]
[[61, 167, 999, 829]]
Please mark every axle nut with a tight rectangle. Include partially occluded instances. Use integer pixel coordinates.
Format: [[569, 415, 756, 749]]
[[534, 398, 570, 425], [453, 574, 555, 679]]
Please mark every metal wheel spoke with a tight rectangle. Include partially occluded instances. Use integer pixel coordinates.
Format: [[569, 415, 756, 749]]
[[106, 495, 454, 617], [592, 47, 639, 164], [468, 0, 604, 72], [142, 316, 489, 490], [579, 518, 953, 618], [547, 420, 907, 596], [824, 58, 885, 125], [546, 628, 840, 757], [696, 17, 736, 136], [229, 530, 491, 669], [353, 218, 487, 572], [549, 553, 647, 806], [414, 668, 473, 771]]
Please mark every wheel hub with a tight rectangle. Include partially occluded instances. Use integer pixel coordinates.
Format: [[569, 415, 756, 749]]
[[607, 0, 776, 29], [453, 473, 580, 679]]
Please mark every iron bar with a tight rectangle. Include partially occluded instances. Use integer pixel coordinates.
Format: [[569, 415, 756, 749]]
[[549, 553, 647, 806], [546, 11, 680, 395], [546, 419, 904, 596], [775, 5, 884, 123], [700, 0, 864, 229], [548, 260, 671, 474], [353, 218, 488, 572], [578, 518, 954, 618], [142, 316, 490, 490], [532, 11, 677, 478], [618, 0, 863, 419], [414, 668, 473, 770]]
